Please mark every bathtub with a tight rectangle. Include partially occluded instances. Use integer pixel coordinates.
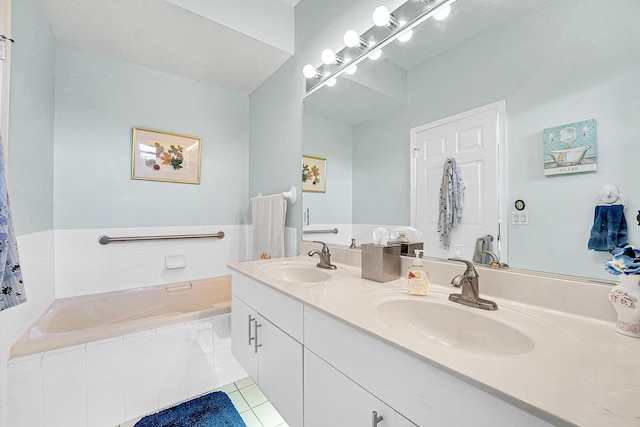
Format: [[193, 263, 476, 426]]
[[10, 275, 231, 358]]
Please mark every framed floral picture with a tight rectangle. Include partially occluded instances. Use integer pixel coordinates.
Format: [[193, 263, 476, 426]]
[[131, 127, 201, 184], [302, 155, 326, 193]]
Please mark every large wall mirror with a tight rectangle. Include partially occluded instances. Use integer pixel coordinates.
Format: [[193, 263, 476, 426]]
[[302, 0, 639, 282]]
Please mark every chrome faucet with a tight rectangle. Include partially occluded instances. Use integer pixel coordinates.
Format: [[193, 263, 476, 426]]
[[484, 250, 509, 269], [308, 241, 337, 270], [448, 258, 498, 310]]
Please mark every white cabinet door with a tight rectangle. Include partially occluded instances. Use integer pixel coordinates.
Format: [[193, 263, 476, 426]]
[[258, 314, 303, 427], [231, 295, 258, 380], [232, 293, 303, 427], [305, 349, 399, 427]]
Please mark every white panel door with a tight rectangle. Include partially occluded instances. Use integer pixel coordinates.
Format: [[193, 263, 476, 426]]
[[411, 101, 506, 261]]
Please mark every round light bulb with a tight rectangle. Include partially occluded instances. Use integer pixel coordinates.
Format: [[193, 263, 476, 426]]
[[345, 64, 357, 75], [433, 5, 451, 21], [343, 30, 361, 48], [368, 48, 382, 60], [321, 48, 336, 65], [397, 21, 413, 42], [372, 6, 391, 26], [326, 78, 337, 87], [303, 64, 317, 79]]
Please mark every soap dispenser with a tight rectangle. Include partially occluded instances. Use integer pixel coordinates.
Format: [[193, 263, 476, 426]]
[[406, 250, 429, 296]]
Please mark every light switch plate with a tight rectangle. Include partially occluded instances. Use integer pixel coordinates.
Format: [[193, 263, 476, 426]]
[[512, 211, 529, 225]]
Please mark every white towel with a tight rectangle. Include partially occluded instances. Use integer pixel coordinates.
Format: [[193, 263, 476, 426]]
[[251, 194, 287, 260]]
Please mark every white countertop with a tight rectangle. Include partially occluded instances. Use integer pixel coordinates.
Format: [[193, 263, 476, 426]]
[[228, 256, 640, 427]]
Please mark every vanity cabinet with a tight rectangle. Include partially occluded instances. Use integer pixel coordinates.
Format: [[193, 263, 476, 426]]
[[231, 275, 303, 427], [304, 306, 552, 427], [304, 348, 416, 427], [231, 270, 552, 427]]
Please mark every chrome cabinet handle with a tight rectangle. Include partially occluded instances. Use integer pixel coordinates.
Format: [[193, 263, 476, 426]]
[[372, 411, 383, 426], [253, 320, 263, 353], [248, 315, 256, 346]]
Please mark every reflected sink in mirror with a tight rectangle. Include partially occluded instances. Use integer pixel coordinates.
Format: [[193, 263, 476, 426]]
[[375, 296, 535, 356], [258, 261, 351, 284]]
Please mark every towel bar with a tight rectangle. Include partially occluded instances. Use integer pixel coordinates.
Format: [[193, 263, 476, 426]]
[[256, 186, 297, 204]]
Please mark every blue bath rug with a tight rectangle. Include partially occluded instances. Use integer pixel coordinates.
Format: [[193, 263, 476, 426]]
[[134, 391, 246, 427]]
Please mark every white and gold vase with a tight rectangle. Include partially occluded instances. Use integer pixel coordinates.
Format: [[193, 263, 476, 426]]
[[609, 274, 640, 337]]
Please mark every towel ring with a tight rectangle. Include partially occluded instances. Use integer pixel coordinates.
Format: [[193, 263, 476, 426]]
[[598, 184, 626, 205]]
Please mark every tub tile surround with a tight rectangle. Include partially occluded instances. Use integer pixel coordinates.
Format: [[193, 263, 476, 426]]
[[0, 231, 56, 427], [54, 225, 297, 298], [6, 314, 247, 427], [54, 225, 252, 298], [239, 246, 640, 426], [2, 224, 293, 426]]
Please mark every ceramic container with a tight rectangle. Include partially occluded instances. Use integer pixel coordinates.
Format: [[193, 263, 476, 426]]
[[609, 274, 640, 337]]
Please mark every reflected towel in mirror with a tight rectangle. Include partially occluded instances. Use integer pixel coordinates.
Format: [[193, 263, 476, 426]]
[[438, 157, 465, 249], [588, 204, 627, 252]]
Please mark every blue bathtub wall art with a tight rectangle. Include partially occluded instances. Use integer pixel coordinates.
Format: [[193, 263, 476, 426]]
[[543, 119, 597, 176]]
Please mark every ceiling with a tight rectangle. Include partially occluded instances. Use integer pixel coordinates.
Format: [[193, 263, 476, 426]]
[[39, 0, 299, 95]]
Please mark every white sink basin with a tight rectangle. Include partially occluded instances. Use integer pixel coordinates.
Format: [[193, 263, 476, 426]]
[[375, 297, 535, 356], [259, 261, 336, 283]]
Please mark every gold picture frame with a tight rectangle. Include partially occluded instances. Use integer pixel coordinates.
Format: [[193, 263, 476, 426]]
[[132, 127, 201, 184], [302, 155, 326, 193]]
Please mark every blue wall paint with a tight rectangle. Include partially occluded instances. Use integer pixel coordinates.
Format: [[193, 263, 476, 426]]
[[8, 0, 56, 235], [53, 44, 250, 229], [303, 113, 352, 224], [249, 58, 303, 234], [349, 0, 640, 279]]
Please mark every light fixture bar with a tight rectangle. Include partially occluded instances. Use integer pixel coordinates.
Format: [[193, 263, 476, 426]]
[[304, 0, 458, 97]]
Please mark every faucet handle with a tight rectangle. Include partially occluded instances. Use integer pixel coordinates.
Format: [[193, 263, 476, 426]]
[[448, 257, 478, 277], [313, 240, 329, 252]]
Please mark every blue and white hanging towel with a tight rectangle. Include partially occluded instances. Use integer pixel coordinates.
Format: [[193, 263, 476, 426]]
[[0, 135, 26, 312], [438, 157, 465, 249], [587, 204, 627, 252]]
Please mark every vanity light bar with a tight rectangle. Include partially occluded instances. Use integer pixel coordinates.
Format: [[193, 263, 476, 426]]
[[304, 0, 458, 97]]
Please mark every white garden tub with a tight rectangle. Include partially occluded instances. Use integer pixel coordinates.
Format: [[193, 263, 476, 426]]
[[10, 276, 231, 358]]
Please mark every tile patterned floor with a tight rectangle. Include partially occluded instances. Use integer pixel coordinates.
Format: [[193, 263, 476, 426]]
[[119, 377, 287, 427]]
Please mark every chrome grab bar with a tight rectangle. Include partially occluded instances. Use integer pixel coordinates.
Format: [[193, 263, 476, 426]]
[[303, 228, 338, 235], [98, 231, 225, 245]]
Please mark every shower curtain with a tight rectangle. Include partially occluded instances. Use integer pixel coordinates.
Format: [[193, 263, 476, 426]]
[[0, 135, 26, 312]]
